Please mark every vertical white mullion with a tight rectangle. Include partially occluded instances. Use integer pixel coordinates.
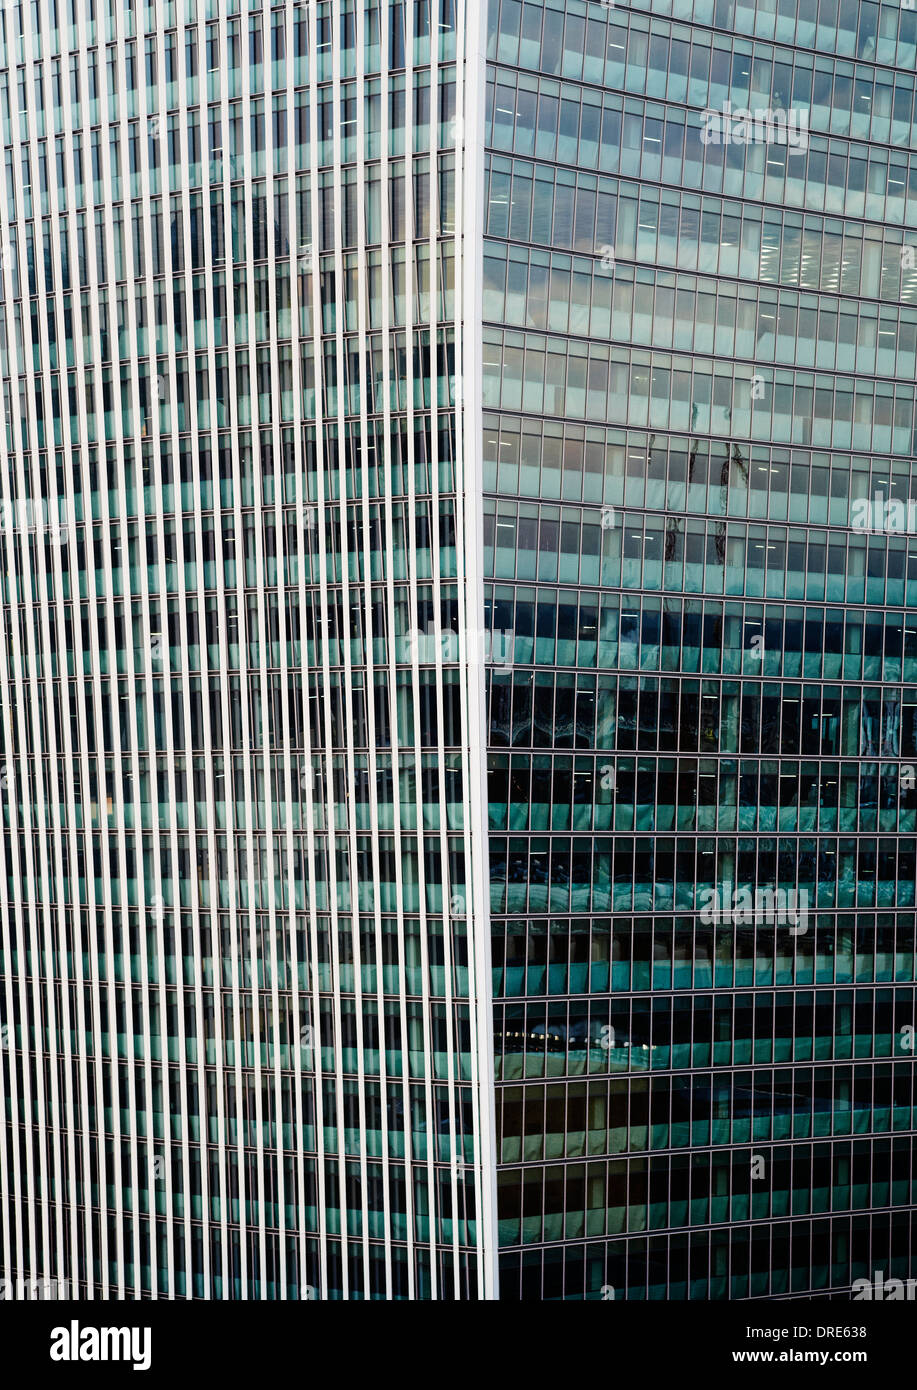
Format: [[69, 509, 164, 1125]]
[[197, 14, 246, 1297], [307, 0, 350, 1299], [239, 2, 288, 1297], [422, 0, 461, 1298], [236, 4, 270, 1299], [318, 12, 350, 1303], [289, 0, 332, 1302], [0, 222, 14, 1289], [330, 0, 372, 1300], [266, 4, 309, 1303], [0, 317, 37, 1296], [455, 0, 498, 1299], [132, 11, 178, 1299], [150, 10, 196, 1303], [193, 0, 233, 1298], [425, 0, 464, 1301], [283, 0, 322, 1305], [255, 12, 284, 1301], [214, 1, 250, 1300], [177, 1, 238, 1301], [256, 4, 289, 1302], [13, 135, 66, 1312], [400, 0, 442, 1301], [202, 5, 248, 1301], [378, 0, 419, 1306], [93, 42, 136, 1302], [354, 0, 395, 1302], [220, 6, 286, 1298], [171, 3, 216, 1301]]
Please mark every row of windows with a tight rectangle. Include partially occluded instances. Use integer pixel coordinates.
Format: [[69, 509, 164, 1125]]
[[494, 912, 917, 994], [486, 69, 917, 225], [2, 822, 470, 908], [488, 834, 917, 913], [485, 417, 917, 525], [499, 1087, 917, 1166], [9, 1036, 917, 1167], [500, 1208, 917, 1299], [4, 585, 473, 680], [7, 332, 456, 450], [2, 755, 467, 834], [12, 332, 454, 422], [3, 1075, 477, 1175], [2, 871, 471, 924], [16, 1237, 469, 1302], [493, 1063, 917, 1143], [4, 419, 455, 523], [1, 161, 454, 308], [6, 994, 477, 1081], [58, 1131, 914, 1242], [485, 156, 917, 303], [491, 0, 917, 78], [483, 329, 917, 454], [1, 0, 457, 108], [8, 0, 909, 83], [2, 669, 468, 754], [1, 911, 474, 994], [0, 495, 459, 605], [4, 83, 457, 223], [0, 666, 463, 752], [496, 1145, 917, 1245], [34, 503, 917, 631], [2, 1138, 479, 1250], [8, 898, 917, 993], [488, 754, 917, 834], [485, 246, 917, 379], [485, 593, 917, 682], [7, 1237, 470, 1303], [496, 989, 917, 1072], [10, 243, 454, 376], [1, 1048, 476, 1158], [489, 669, 910, 753], [492, 4, 917, 144], [486, 503, 917, 602]]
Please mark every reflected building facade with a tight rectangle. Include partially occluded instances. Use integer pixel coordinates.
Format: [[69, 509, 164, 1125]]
[[484, 0, 917, 1298]]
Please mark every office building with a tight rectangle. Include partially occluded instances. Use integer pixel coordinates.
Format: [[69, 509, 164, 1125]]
[[2, 0, 917, 1302]]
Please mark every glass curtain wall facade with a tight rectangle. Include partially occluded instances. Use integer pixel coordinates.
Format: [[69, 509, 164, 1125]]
[[0, 0, 497, 1301], [485, 0, 917, 1298], [4, 0, 917, 1308]]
